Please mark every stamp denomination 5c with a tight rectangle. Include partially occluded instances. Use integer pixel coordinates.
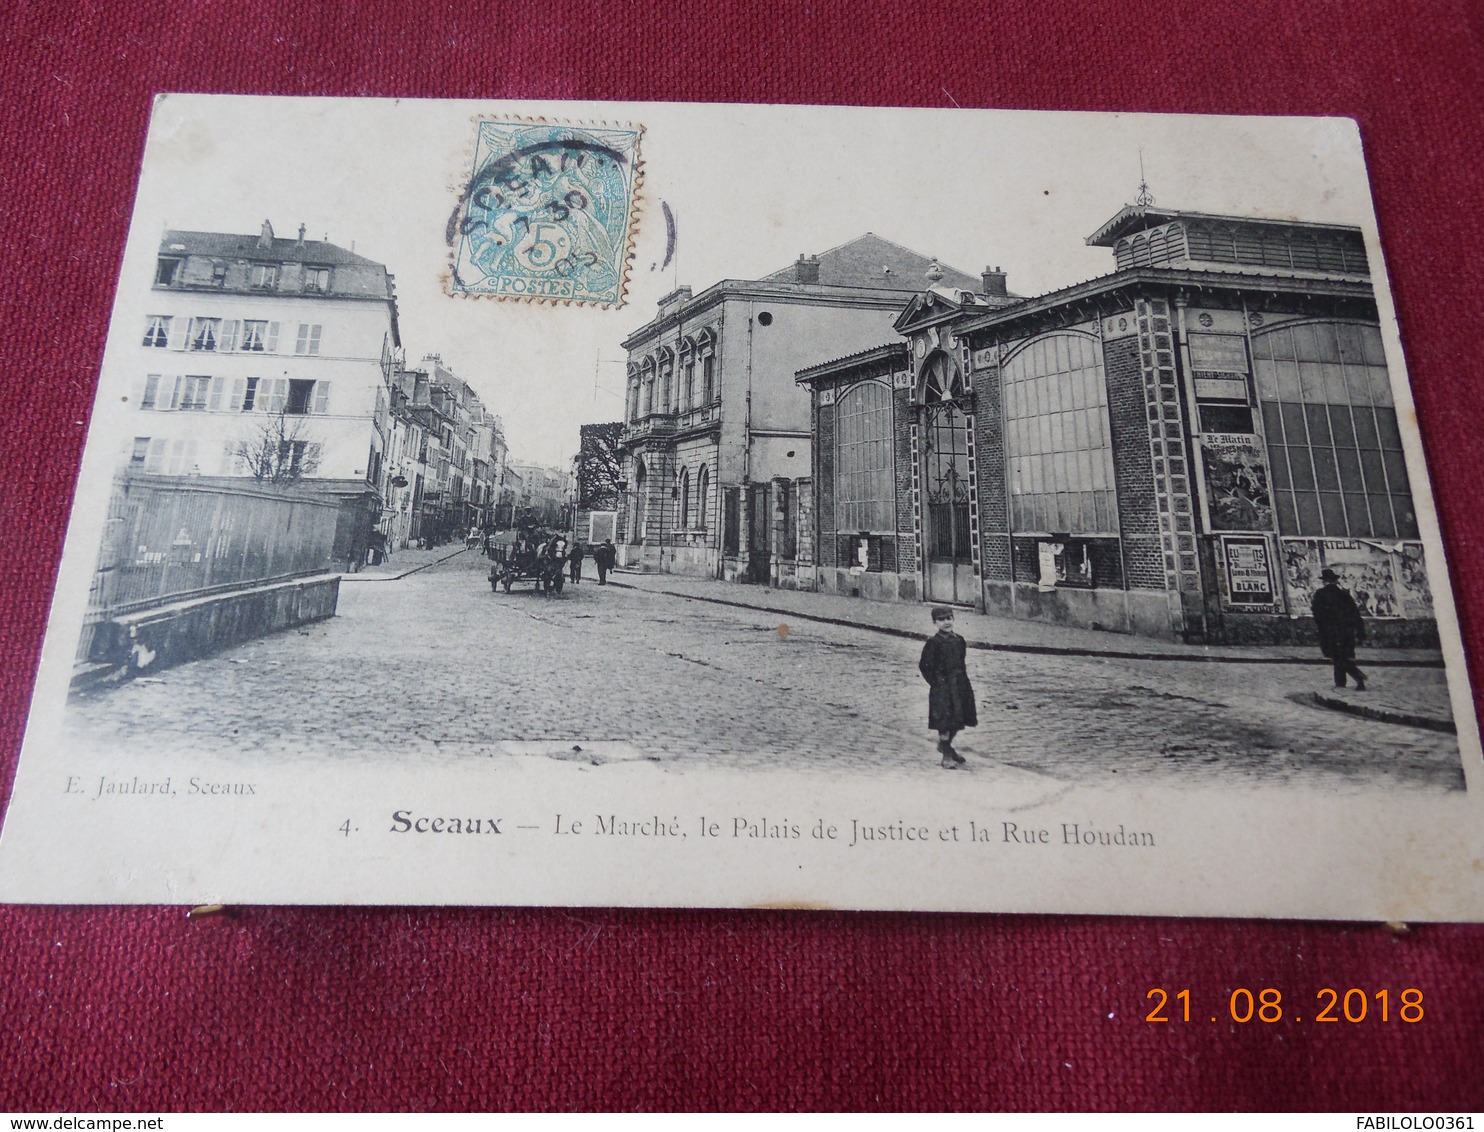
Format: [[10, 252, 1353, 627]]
[[448, 118, 643, 307]]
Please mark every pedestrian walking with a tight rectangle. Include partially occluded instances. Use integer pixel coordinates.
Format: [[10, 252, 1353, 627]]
[[918, 605, 977, 770], [595, 538, 615, 584], [568, 540, 585, 584], [1311, 568, 1367, 690]]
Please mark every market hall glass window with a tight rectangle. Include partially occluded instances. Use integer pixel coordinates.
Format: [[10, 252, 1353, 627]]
[[835, 380, 894, 532], [1002, 333, 1116, 534], [1253, 321, 1415, 539]]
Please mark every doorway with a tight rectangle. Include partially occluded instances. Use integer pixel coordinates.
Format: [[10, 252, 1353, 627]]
[[745, 483, 771, 584], [922, 400, 974, 604], [631, 460, 647, 545]]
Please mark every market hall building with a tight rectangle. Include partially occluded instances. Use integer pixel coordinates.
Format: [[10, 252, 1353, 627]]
[[798, 206, 1436, 646]]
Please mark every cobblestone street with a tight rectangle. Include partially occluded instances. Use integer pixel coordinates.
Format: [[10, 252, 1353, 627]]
[[64, 551, 1466, 791]]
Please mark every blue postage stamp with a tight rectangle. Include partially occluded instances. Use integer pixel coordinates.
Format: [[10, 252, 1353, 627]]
[[448, 118, 643, 307]]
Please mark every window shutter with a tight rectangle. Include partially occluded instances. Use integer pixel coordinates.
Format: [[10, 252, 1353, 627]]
[[220, 320, 239, 351], [169, 375, 182, 410], [309, 325, 322, 355], [295, 324, 309, 354], [217, 445, 236, 475], [268, 378, 287, 413], [313, 381, 330, 414], [230, 378, 245, 411], [266, 323, 280, 352], [208, 376, 225, 411], [306, 444, 322, 473], [145, 439, 167, 473], [184, 439, 199, 474], [167, 318, 187, 351], [141, 375, 160, 411]]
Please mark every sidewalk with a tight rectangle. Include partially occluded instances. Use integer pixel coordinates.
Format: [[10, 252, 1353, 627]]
[[342, 543, 475, 581], [605, 568, 1458, 732]]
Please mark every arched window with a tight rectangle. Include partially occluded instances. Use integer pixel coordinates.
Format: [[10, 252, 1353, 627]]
[[696, 329, 717, 405], [658, 348, 675, 414], [1147, 227, 1169, 266], [918, 350, 966, 403], [1252, 320, 1411, 538], [835, 380, 894, 532], [679, 467, 691, 528], [1003, 332, 1115, 534], [680, 340, 696, 411], [641, 358, 656, 417], [697, 465, 709, 531]]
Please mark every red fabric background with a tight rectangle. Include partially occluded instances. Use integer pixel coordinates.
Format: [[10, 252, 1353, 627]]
[[1, 0, 1481, 1112]]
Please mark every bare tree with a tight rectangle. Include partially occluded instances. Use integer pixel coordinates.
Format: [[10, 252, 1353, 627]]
[[233, 412, 323, 484], [575, 422, 623, 511]]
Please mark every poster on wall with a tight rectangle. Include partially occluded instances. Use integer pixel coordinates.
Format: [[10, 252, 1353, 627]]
[[1199, 433, 1273, 532], [1219, 535, 1280, 610], [1037, 541, 1061, 590], [1280, 537, 1434, 619], [587, 512, 617, 544]]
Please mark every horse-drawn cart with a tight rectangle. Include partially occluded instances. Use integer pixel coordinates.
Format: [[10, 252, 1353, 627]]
[[486, 529, 568, 594]]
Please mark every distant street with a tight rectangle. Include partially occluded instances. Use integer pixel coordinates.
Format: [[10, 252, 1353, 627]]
[[64, 551, 1465, 791]]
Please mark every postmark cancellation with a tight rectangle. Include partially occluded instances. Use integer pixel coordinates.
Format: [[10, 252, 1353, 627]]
[[447, 118, 643, 307]]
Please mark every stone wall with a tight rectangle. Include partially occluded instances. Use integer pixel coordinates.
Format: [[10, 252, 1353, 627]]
[[84, 576, 340, 687]]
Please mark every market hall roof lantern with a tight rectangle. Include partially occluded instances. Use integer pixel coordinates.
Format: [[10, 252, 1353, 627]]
[[1085, 205, 1370, 276]]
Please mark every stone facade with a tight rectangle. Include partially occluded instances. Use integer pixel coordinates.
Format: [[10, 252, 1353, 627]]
[[617, 235, 979, 587], [137, 222, 401, 569]]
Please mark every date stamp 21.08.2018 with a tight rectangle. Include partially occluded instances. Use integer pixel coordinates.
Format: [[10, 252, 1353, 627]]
[[447, 118, 643, 307]]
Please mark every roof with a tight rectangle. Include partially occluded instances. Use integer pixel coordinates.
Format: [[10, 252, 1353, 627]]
[[160, 229, 387, 268], [954, 264, 1377, 337], [1086, 205, 1366, 248], [796, 341, 909, 384], [760, 233, 980, 293]]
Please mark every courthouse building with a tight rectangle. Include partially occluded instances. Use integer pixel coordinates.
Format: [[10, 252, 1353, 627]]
[[615, 233, 980, 584], [799, 205, 1435, 646]]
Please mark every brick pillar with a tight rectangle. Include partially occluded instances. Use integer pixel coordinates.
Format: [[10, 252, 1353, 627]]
[[1134, 296, 1202, 632]]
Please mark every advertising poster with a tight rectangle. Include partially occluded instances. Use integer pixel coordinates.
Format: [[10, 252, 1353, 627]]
[[1220, 535, 1278, 609], [1200, 433, 1273, 532]]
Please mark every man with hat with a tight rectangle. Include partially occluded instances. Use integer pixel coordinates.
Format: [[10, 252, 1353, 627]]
[[1311, 568, 1367, 690]]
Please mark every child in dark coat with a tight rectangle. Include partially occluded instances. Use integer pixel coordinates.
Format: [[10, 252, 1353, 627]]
[[919, 606, 977, 769]]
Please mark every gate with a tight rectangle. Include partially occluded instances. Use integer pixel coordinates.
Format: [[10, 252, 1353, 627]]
[[922, 401, 975, 604], [745, 483, 771, 584]]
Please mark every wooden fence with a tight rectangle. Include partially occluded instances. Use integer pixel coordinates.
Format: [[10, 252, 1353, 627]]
[[78, 473, 340, 664]]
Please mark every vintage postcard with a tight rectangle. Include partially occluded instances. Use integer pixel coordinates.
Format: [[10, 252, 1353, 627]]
[[1, 95, 1481, 919]]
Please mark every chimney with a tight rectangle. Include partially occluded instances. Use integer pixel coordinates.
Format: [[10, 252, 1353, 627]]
[[296, 223, 307, 248], [981, 265, 1008, 297], [795, 254, 821, 285], [657, 285, 693, 316], [257, 220, 274, 249]]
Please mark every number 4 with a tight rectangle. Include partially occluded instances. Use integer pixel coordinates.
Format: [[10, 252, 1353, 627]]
[[339, 820, 352, 837]]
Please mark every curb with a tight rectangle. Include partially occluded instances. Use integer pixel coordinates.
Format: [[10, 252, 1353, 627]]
[[1310, 690, 1456, 734], [606, 580, 1445, 668], [70, 661, 122, 694], [342, 547, 472, 582]]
